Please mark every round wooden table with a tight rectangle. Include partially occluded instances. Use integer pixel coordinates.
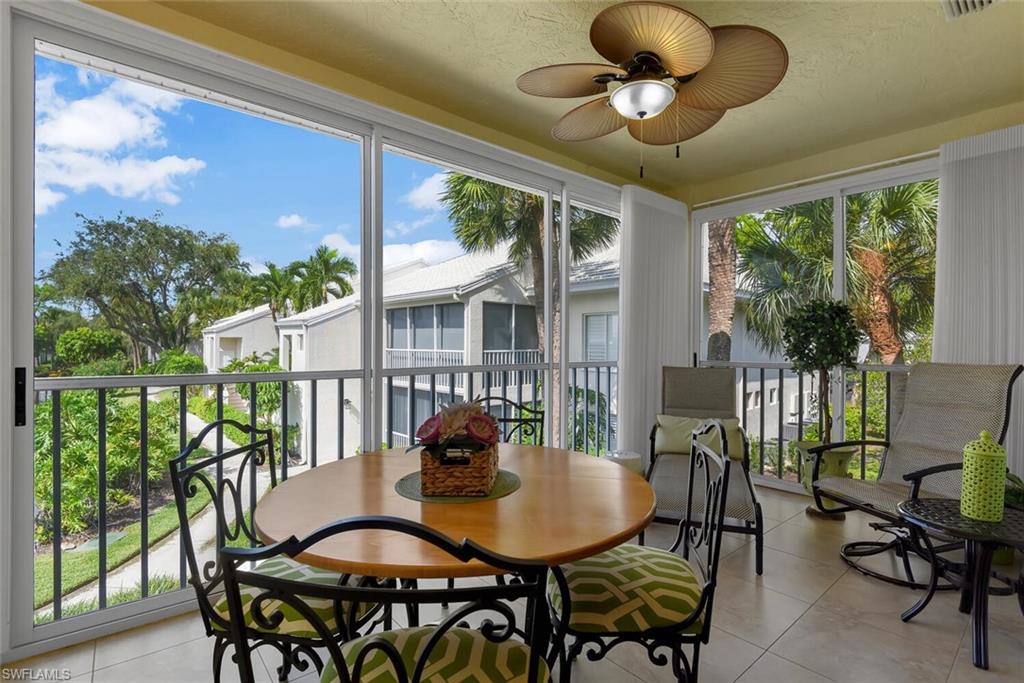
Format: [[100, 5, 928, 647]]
[[254, 444, 656, 579]]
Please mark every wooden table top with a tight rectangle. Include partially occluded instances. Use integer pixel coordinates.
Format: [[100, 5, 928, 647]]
[[254, 444, 656, 579]]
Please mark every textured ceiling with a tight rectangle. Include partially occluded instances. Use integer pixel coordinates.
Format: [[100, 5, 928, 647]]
[[153, 1, 1024, 192]]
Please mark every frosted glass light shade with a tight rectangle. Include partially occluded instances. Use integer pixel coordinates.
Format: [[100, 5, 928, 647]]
[[609, 79, 675, 120]]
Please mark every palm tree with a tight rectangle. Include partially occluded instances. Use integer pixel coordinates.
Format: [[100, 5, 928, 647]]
[[293, 246, 358, 310], [251, 263, 297, 321], [443, 172, 619, 434], [733, 180, 937, 364], [443, 173, 619, 355], [706, 218, 737, 360]]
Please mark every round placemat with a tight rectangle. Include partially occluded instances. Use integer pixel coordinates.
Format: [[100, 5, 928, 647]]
[[395, 469, 521, 503]]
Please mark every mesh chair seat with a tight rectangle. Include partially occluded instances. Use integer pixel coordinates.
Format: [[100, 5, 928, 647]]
[[816, 477, 951, 518], [652, 452, 757, 522]]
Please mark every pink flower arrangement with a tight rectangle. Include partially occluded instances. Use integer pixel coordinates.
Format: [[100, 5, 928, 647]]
[[412, 401, 499, 451]]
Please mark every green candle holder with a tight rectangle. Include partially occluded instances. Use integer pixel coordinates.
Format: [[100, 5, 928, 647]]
[[960, 431, 1006, 523]]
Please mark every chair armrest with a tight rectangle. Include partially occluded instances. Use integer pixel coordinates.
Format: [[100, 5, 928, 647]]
[[805, 440, 889, 455], [903, 462, 963, 498]]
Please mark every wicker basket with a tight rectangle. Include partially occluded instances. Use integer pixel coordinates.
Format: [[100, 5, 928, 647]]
[[420, 441, 498, 497]]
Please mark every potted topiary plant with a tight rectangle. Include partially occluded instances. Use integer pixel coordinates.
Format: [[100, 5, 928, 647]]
[[782, 299, 862, 518]]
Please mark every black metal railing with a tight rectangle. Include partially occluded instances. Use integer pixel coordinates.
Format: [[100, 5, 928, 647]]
[[381, 362, 546, 448], [698, 360, 909, 484], [32, 368, 361, 625], [568, 361, 618, 456]]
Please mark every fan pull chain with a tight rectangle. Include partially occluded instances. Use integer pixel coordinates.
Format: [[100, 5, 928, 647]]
[[639, 117, 644, 179], [675, 99, 680, 159]]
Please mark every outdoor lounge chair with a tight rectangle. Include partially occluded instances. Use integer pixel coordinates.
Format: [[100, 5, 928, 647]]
[[810, 362, 1023, 588], [646, 366, 765, 574]]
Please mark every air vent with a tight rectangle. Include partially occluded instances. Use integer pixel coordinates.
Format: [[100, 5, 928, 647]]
[[941, 0, 1000, 19]]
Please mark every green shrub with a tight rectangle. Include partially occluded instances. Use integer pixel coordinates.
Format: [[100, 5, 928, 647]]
[[187, 395, 278, 449], [34, 391, 180, 542], [55, 326, 125, 367], [145, 349, 205, 375], [70, 354, 131, 376]]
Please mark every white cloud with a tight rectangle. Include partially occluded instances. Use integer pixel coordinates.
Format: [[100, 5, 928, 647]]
[[320, 233, 361, 261], [36, 149, 205, 206], [320, 235, 463, 267], [402, 172, 447, 212], [383, 240, 463, 267], [243, 257, 269, 276], [276, 213, 315, 230], [33, 73, 202, 215], [34, 186, 67, 215], [384, 212, 440, 239]]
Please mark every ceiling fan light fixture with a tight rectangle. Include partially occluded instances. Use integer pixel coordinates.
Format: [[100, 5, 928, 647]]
[[608, 78, 675, 120]]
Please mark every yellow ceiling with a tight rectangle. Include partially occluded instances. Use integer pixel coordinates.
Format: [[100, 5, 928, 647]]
[[92, 1, 1024, 202]]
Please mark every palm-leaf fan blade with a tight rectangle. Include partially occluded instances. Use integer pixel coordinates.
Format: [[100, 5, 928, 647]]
[[675, 25, 788, 110], [590, 1, 714, 76], [626, 97, 725, 144], [552, 97, 627, 141], [516, 63, 627, 98]]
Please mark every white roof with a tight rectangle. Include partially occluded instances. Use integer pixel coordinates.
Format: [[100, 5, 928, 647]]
[[211, 244, 622, 330], [202, 304, 272, 334], [384, 250, 516, 301]]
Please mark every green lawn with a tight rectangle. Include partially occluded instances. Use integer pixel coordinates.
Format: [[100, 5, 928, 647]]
[[34, 487, 211, 610], [34, 574, 179, 625]]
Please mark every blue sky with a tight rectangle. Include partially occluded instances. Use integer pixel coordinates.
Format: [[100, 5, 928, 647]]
[[33, 55, 466, 277]]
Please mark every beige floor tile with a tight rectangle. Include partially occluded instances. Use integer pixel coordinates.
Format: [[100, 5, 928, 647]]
[[710, 573, 811, 649], [947, 616, 1024, 683], [94, 611, 208, 670], [719, 544, 846, 603], [770, 605, 955, 683], [735, 652, 835, 683], [93, 635, 272, 682], [561, 657, 643, 682], [751, 489, 809, 521], [816, 569, 968, 650], [763, 521, 859, 569], [604, 627, 763, 683], [783, 507, 887, 540], [1, 640, 96, 680]]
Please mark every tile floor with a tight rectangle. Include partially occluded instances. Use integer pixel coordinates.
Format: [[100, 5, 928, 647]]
[[4, 487, 1022, 682]]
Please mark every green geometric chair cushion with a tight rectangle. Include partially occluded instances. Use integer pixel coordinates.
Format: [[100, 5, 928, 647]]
[[319, 626, 550, 683], [213, 556, 372, 639], [548, 543, 704, 634]]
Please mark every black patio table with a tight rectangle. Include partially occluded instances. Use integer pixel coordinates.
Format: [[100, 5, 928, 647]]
[[897, 498, 1024, 670]]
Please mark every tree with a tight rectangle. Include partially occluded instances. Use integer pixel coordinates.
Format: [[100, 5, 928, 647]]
[[44, 213, 245, 368], [251, 263, 298, 321], [443, 173, 619, 438], [733, 181, 937, 363], [55, 327, 125, 367], [293, 246, 357, 311], [706, 218, 736, 360]]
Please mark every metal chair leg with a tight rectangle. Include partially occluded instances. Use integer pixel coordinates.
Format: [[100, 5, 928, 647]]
[[212, 637, 228, 683]]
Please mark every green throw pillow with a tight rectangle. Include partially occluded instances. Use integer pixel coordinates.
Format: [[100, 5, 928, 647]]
[[654, 414, 745, 461]]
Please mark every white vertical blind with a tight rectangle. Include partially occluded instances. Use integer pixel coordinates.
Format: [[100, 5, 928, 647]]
[[618, 186, 693, 459], [932, 125, 1024, 472]]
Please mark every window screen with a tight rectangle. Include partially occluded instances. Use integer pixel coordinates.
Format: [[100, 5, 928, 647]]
[[514, 305, 539, 351], [411, 306, 434, 349], [483, 302, 512, 351], [438, 303, 465, 350], [389, 309, 408, 349]]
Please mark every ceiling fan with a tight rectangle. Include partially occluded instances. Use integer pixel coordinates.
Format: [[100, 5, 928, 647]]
[[516, 1, 788, 175]]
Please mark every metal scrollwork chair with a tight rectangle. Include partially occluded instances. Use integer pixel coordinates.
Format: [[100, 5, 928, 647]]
[[221, 516, 552, 683], [474, 395, 545, 445], [646, 366, 764, 574], [169, 419, 385, 682], [810, 362, 1023, 588], [549, 420, 733, 683]]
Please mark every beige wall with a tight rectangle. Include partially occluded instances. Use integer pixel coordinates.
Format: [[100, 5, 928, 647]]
[[202, 312, 278, 371]]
